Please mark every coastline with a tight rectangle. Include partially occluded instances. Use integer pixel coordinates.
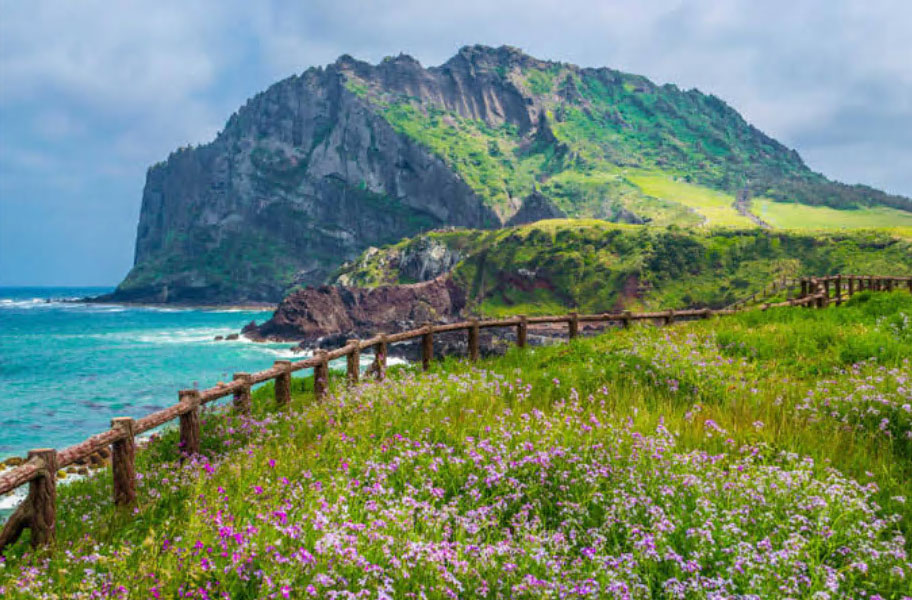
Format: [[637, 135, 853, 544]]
[[79, 296, 276, 312]]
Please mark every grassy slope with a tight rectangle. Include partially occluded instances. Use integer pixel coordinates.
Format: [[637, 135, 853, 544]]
[[347, 52, 912, 226], [2, 292, 911, 597], [625, 172, 754, 227], [752, 198, 912, 230], [333, 223, 912, 316]]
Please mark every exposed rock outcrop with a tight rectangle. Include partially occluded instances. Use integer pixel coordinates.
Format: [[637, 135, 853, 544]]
[[251, 277, 465, 343], [505, 191, 567, 226]]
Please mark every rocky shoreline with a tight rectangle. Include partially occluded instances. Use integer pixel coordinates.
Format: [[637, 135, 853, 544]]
[[238, 276, 617, 361]]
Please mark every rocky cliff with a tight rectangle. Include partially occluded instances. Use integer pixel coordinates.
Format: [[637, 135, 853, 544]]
[[249, 277, 465, 343], [111, 45, 912, 303]]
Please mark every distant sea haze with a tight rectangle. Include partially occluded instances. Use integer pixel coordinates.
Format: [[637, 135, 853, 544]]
[[0, 287, 296, 465]]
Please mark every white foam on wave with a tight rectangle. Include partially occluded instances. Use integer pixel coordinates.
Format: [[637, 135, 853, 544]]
[[0, 488, 26, 511]]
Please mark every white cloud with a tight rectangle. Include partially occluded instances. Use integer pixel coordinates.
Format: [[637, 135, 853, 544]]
[[1, 0, 910, 284]]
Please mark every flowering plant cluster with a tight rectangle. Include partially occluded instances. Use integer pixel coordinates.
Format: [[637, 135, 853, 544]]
[[798, 359, 912, 456], [3, 292, 912, 598]]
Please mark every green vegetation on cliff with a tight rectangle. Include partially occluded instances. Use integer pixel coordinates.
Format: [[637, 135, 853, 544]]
[[3, 292, 912, 597], [334, 222, 912, 316], [348, 47, 912, 225]]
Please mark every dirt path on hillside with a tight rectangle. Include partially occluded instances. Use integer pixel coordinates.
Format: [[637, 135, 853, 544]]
[[735, 188, 771, 229]]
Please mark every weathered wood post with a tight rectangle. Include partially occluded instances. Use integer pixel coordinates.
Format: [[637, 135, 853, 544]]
[[823, 278, 830, 300], [27, 449, 57, 549], [799, 279, 808, 299], [179, 390, 201, 458], [835, 276, 842, 305], [421, 323, 434, 371], [274, 360, 292, 408], [346, 340, 360, 385], [313, 350, 328, 401], [374, 335, 388, 381], [886, 278, 894, 292], [568, 312, 579, 339], [517, 315, 528, 349], [664, 310, 675, 326], [848, 276, 854, 297], [232, 372, 252, 415], [621, 310, 632, 329], [110, 417, 136, 507], [907, 278, 912, 294], [701, 308, 712, 319], [468, 319, 480, 362]]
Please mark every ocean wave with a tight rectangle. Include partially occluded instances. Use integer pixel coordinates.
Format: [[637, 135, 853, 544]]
[[0, 480, 27, 510]]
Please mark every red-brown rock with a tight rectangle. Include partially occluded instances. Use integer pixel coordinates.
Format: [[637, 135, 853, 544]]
[[254, 277, 465, 342]]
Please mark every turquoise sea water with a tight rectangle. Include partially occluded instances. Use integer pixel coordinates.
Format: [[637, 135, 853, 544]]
[[0, 287, 301, 463]]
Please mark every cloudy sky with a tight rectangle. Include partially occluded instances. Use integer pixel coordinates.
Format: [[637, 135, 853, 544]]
[[1, 0, 910, 286]]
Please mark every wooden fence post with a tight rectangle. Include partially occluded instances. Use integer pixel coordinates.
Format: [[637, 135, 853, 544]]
[[179, 390, 201, 458], [835, 276, 842, 305], [274, 360, 292, 408], [701, 308, 712, 319], [622, 311, 632, 328], [799, 279, 807, 298], [907, 279, 912, 294], [886, 278, 894, 292], [232, 372, 252, 415], [27, 449, 57, 549], [468, 319, 480, 362], [314, 350, 328, 401], [823, 278, 830, 299], [568, 312, 579, 339], [664, 310, 675, 326], [421, 323, 434, 371], [374, 335, 387, 381], [517, 315, 528, 348], [848, 276, 854, 297], [346, 340, 360, 385], [110, 417, 136, 507]]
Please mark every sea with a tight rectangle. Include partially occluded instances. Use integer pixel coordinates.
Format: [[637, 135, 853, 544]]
[[0, 286, 364, 512]]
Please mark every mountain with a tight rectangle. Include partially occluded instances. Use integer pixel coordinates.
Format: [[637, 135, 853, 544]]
[[110, 45, 912, 303]]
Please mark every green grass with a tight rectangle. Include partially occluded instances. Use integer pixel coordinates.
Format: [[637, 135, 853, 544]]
[[627, 172, 756, 227], [335, 222, 912, 316], [752, 198, 912, 229], [2, 292, 912, 597]]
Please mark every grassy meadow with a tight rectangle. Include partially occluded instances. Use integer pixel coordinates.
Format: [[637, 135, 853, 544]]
[[626, 172, 755, 227], [751, 199, 912, 230], [1, 291, 911, 597]]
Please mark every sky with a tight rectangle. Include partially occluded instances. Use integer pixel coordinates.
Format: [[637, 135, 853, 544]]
[[1, 0, 910, 286]]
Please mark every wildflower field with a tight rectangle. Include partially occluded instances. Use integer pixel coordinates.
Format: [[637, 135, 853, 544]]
[[1, 291, 911, 598]]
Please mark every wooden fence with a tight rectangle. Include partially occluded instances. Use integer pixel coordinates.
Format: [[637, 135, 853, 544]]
[[1, 274, 910, 553]]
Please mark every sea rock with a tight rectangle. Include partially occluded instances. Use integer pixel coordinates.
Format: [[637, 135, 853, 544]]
[[214, 335, 225, 341], [225, 333, 240, 341], [254, 277, 466, 343]]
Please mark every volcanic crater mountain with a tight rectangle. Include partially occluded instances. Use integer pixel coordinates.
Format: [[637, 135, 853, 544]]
[[109, 45, 912, 304]]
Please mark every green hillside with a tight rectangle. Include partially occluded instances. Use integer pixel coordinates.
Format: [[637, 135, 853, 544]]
[[3, 292, 911, 597], [333, 222, 912, 315], [347, 47, 912, 224]]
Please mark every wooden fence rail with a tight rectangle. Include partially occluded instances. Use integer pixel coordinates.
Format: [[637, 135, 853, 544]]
[[1, 274, 910, 553]]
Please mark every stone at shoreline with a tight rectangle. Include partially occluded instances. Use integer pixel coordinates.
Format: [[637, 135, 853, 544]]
[[253, 277, 465, 344], [225, 333, 239, 341], [214, 335, 224, 341]]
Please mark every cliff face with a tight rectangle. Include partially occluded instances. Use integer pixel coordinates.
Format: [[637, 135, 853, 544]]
[[114, 57, 505, 303]]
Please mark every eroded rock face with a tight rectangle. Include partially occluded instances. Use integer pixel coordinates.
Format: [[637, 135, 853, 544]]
[[505, 191, 567, 226], [112, 50, 517, 303], [252, 277, 465, 342]]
